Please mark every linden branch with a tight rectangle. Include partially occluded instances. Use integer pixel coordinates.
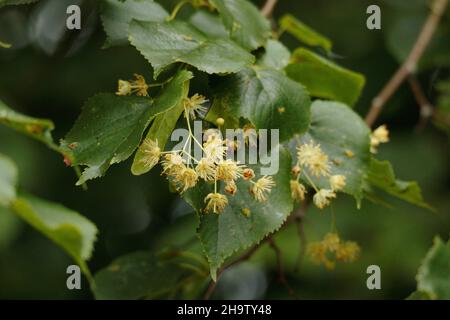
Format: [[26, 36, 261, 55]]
[[203, 202, 309, 300], [261, 0, 278, 17], [409, 76, 450, 130], [268, 237, 299, 299], [365, 0, 449, 127]]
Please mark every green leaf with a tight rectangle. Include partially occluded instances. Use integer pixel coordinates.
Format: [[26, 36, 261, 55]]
[[0, 40, 12, 49], [279, 14, 332, 53], [62, 93, 169, 185], [189, 10, 228, 39], [129, 20, 255, 78], [210, 0, 271, 51], [93, 250, 208, 299], [366, 158, 432, 209], [416, 236, 450, 299], [0, 99, 58, 150], [286, 48, 365, 107], [289, 100, 371, 203], [0, 0, 39, 8], [258, 39, 291, 70], [406, 290, 432, 300], [0, 206, 21, 251], [0, 153, 17, 207], [10, 194, 97, 276], [209, 67, 311, 142], [183, 145, 293, 280], [100, 0, 168, 47], [131, 70, 193, 175]]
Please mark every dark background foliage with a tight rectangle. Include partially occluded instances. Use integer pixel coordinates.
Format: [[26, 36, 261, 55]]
[[0, 0, 449, 299]]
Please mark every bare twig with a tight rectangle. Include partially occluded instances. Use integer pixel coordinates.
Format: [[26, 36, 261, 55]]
[[408, 76, 434, 131], [268, 237, 299, 299], [294, 218, 307, 272], [261, 0, 278, 17], [365, 0, 449, 127]]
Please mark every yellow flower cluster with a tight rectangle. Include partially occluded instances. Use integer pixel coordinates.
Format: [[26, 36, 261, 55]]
[[136, 94, 277, 215], [370, 124, 389, 154], [307, 232, 360, 269], [292, 140, 347, 209], [184, 94, 208, 120], [116, 73, 149, 97]]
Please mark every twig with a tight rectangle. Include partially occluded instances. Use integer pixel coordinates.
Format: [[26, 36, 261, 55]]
[[294, 218, 307, 272], [203, 199, 311, 299], [203, 239, 266, 300], [261, 0, 278, 17], [268, 237, 299, 299], [408, 76, 434, 131], [365, 0, 449, 127]]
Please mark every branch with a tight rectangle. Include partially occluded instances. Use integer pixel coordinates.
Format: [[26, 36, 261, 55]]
[[408, 76, 434, 131], [203, 201, 311, 300], [365, 0, 449, 127], [293, 202, 308, 271], [203, 238, 267, 300], [268, 237, 299, 299], [261, 0, 278, 17]]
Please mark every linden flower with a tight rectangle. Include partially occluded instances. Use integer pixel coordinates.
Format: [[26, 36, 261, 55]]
[[175, 167, 198, 193], [335, 241, 360, 263], [216, 159, 243, 182], [205, 193, 228, 214], [322, 233, 340, 252], [329, 175, 346, 191], [116, 74, 149, 97], [162, 153, 186, 176], [370, 124, 389, 154], [184, 94, 208, 120], [224, 180, 237, 196], [203, 136, 227, 162], [203, 129, 221, 142], [243, 168, 255, 180], [138, 138, 161, 170], [195, 158, 216, 181], [250, 176, 276, 202], [307, 242, 335, 270], [313, 189, 336, 209], [291, 165, 301, 177], [297, 141, 331, 177], [116, 80, 132, 96], [290, 180, 307, 202]]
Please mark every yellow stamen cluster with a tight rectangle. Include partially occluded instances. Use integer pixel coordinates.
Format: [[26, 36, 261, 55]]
[[297, 141, 330, 177], [313, 189, 336, 209], [370, 124, 389, 154], [138, 138, 161, 170], [134, 93, 277, 215], [116, 74, 149, 97], [329, 175, 346, 191], [307, 233, 360, 269], [250, 176, 276, 203], [205, 193, 228, 214], [292, 141, 347, 209], [290, 180, 307, 202], [184, 94, 208, 120]]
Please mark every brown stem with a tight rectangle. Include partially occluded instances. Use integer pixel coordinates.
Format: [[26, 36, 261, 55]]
[[408, 76, 434, 131], [365, 0, 449, 127], [203, 239, 267, 300], [268, 237, 299, 299], [261, 0, 278, 17]]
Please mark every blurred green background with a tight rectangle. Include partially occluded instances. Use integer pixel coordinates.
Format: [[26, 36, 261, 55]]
[[0, 0, 449, 299]]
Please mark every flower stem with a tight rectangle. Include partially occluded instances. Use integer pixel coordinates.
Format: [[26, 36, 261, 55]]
[[167, 0, 190, 21]]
